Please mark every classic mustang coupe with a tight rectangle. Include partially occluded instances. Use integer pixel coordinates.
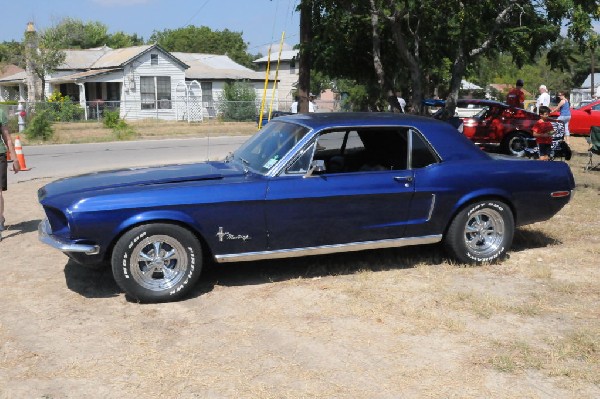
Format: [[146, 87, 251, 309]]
[[38, 113, 574, 302]]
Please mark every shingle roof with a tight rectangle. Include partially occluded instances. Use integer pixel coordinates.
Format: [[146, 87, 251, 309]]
[[253, 50, 299, 64], [172, 52, 271, 81], [57, 44, 188, 70]]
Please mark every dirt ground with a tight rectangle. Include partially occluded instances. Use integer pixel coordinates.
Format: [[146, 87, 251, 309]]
[[0, 137, 598, 399]]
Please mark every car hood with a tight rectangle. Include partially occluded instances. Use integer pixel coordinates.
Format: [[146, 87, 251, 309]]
[[39, 161, 243, 202]]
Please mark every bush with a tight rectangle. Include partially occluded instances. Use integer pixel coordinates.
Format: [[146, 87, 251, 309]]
[[113, 119, 137, 140], [219, 81, 257, 121], [103, 109, 121, 129], [24, 109, 54, 141], [100, 109, 136, 140], [43, 92, 85, 122]]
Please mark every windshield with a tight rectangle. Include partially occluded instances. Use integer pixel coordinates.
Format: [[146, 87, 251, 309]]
[[232, 121, 310, 174]]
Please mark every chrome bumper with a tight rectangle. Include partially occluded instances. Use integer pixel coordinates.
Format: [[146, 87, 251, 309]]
[[38, 219, 100, 255]]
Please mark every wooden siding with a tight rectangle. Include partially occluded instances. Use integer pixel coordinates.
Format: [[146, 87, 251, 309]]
[[120, 50, 186, 121]]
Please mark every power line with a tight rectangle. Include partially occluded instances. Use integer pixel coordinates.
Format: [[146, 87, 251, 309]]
[[185, 0, 212, 26]]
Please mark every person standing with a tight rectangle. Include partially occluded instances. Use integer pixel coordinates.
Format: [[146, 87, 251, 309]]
[[1, 107, 21, 240], [552, 91, 571, 144], [531, 106, 554, 161], [536, 85, 550, 112], [396, 92, 406, 113], [506, 79, 525, 108], [290, 96, 299, 114]]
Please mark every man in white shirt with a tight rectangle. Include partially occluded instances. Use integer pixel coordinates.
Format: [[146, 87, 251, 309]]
[[536, 85, 550, 112]]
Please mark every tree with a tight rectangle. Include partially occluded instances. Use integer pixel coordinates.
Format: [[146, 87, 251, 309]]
[[309, 0, 599, 115], [106, 32, 145, 49], [41, 18, 144, 50], [24, 23, 65, 102], [0, 41, 25, 67], [42, 18, 109, 49], [149, 26, 255, 68]]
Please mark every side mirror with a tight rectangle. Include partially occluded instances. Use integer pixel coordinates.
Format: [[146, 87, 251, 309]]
[[305, 159, 325, 177], [585, 109, 592, 114]]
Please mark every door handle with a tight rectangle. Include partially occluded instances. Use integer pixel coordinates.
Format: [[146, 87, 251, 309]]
[[394, 176, 414, 187]]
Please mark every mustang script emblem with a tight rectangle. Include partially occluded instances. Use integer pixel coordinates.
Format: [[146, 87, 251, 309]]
[[216, 227, 251, 242]]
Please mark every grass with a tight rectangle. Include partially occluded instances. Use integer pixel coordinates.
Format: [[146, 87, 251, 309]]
[[18, 119, 258, 145], [6, 126, 600, 397]]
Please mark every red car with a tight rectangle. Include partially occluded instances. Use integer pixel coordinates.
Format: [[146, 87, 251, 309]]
[[435, 99, 540, 156], [551, 99, 600, 136]]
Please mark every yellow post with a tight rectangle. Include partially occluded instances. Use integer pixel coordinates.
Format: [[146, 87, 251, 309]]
[[268, 32, 286, 121], [258, 46, 272, 129]]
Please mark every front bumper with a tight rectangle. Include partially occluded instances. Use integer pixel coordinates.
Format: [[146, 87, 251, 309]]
[[38, 219, 100, 255]]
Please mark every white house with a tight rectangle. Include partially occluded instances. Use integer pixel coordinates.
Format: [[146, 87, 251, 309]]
[[0, 44, 277, 121], [253, 49, 299, 109], [571, 73, 600, 107]]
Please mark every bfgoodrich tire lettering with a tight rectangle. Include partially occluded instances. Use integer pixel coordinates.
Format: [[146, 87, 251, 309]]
[[111, 223, 203, 303], [444, 200, 514, 264]]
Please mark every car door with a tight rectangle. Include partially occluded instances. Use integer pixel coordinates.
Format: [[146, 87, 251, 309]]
[[473, 105, 505, 143], [264, 128, 416, 251]]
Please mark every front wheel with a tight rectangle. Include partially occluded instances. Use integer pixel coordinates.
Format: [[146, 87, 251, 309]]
[[444, 200, 514, 264], [111, 223, 203, 303]]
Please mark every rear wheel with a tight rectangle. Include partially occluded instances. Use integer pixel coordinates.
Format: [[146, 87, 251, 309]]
[[444, 200, 514, 264], [503, 132, 528, 157], [111, 223, 203, 303]]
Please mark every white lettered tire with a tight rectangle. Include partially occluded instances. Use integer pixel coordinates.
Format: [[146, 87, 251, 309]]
[[444, 200, 514, 264], [111, 223, 203, 303]]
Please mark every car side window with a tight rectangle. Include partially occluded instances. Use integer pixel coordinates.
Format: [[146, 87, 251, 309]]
[[593, 104, 600, 111], [318, 128, 411, 173], [410, 130, 439, 168]]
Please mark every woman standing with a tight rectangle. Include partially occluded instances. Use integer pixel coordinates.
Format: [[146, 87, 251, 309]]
[[552, 92, 571, 144]]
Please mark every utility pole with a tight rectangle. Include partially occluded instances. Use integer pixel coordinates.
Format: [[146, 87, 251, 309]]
[[298, 0, 312, 113]]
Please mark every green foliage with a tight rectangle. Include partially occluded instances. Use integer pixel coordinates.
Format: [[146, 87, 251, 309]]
[[219, 81, 257, 121], [38, 93, 85, 122], [150, 25, 255, 68], [0, 40, 25, 67], [41, 18, 109, 49], [103, 110, 121, 129], [101, 109, 136, 140], [24, 109, 54, 141], [106, 31, 144, 49], [112, 119, 137, 141]]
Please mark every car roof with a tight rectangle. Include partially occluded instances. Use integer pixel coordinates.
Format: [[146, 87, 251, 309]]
[[272, 112, 490, 162]]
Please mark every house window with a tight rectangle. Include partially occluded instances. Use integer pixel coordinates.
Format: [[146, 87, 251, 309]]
[[201, 82, 213, 107], [140, 76, 171, 110], [151, 54, 158, 65]]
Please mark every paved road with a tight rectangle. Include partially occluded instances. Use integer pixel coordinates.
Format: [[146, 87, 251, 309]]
[[8, 136, 249, 184]]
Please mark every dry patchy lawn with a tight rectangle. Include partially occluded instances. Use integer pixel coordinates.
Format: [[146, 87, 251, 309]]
[[0, 136, 598, 398]]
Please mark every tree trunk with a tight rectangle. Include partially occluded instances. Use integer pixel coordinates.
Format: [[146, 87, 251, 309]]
[[390, 22, 424, 114], [298, 0, 312, 114], [369, 1, 401, 113]]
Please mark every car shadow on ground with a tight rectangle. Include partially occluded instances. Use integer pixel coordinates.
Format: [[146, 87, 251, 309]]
[[61, 229, 559, 302], [64, 260, 121, 299], [511, 228, 561, 252], [189, 244, 447, 299]]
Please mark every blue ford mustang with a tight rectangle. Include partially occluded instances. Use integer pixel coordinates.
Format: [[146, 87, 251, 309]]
[[38, 113, 575, 302]]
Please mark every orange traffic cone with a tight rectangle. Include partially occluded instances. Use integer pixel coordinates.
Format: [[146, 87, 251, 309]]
[[6, 147, 12, 162], [14, 136, 30, 171]]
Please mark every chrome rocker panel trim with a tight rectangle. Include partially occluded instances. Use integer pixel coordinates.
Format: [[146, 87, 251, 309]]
[[38, 219, 100, 255], [214, 234, 442, 263]]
